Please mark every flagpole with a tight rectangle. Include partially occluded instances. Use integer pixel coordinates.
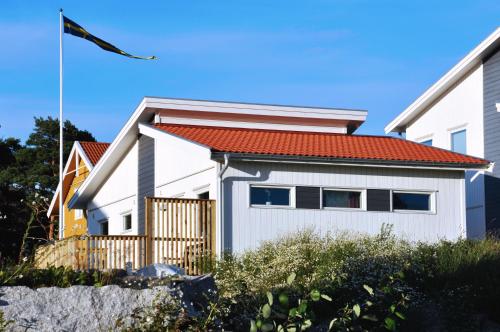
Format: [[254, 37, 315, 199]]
[[59, 9, 64, 240]]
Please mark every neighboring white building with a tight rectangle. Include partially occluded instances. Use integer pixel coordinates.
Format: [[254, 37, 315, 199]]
[[385, 28, 500, 237], [67, 97, 489, 254]]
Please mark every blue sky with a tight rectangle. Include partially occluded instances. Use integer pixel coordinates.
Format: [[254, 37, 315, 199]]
[[1, 0, 499, 143]]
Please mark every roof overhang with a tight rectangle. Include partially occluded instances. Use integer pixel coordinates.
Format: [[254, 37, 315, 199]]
[[385, 27, 500, 134], [69, 98, 157, 209], [211, 152, 492, 171], [69, 97, 368, 209]]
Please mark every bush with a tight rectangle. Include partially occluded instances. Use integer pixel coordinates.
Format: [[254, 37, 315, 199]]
[[0, 260, 121, 288], [213, 230, 500, 331]]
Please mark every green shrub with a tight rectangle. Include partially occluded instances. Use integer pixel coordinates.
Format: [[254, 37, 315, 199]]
[[0, 262, 120, 288]]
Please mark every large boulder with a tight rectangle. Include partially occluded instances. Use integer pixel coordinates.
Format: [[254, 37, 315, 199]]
[[0, 285, 173, 332]]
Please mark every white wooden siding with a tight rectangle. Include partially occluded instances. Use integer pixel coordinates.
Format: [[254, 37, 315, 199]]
[[154, 131, 217, 199], [87, 142, 139, 235], [223, 161, 466, 253], [405, 64, 484, 158]]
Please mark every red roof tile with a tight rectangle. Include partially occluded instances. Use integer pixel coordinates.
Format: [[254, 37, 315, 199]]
[[154, 124, 489, 167], [79, 141, 110, 166]]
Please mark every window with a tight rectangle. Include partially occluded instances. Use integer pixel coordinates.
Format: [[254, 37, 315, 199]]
[[74, 209, 83, 220], [123, 214, 132, 231], [198, 191, 209, 199], [451, 129, 466, 154], [420, 139, 433, 146], [392, 192, 431, 211], [250, 186, 291, 206], [323, 189, 362, 209], [100, 220, 108, 235]]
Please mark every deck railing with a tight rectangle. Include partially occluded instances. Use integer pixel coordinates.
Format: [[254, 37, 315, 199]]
[[35, 235, 148, 270], [34, 197, 216, 275]]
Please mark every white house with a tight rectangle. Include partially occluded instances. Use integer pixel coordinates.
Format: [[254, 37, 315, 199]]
[[67, 97, 489, 255], [385, 27, 500, 237]]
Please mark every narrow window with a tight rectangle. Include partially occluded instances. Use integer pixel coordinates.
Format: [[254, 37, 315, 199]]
[[296, 186, 320, 209], [250, 186, 290, 206], [420, 139, 433, 146], [123, 214, 132, 231], [100, 220, 108, 235], [392, 192, 431, 211], [323, 189, 361, 209], [451, 129, 466, 154], [74, 209, 83, 220]]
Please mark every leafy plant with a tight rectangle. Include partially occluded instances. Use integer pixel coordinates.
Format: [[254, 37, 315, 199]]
[[250, 272, 333, 332], [0, 310, 13, 332]]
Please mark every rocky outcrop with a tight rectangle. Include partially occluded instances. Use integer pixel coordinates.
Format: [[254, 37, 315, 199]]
[[0, 285, 173, 332]]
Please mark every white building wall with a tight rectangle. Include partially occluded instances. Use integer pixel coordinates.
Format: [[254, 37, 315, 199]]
[[154, 132, 217, 199], [223, 161, 466, 253], [405, 64, 484, 158], [87, 142, 139, 235], [405, 64, 485, 236]]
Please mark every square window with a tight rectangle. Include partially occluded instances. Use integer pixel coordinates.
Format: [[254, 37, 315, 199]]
[[392, 192, 431, 211], [74, 209, 83, 220], [451, 129, 466, 154], [323, 190, 361, 209], [250, 186, 290, 206], [123, 214, 132, 231]]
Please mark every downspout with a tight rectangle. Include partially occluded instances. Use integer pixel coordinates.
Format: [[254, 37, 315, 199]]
[[216, 153, 230, 257]]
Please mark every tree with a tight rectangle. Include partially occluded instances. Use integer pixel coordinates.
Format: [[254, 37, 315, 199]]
[[0, 138, 30, 262], [0, 117, 96, 261]]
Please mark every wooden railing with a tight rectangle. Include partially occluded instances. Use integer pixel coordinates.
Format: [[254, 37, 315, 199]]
[[35, 235, 148, 271], [34, 197, 216, 275], [145, 197, 216, 275]]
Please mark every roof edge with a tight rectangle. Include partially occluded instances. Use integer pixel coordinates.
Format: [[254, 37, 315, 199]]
[[385, 27, 500, 134], [211, 152, 491, 171]]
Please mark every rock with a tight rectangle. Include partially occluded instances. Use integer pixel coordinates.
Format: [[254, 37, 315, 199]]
[[179, 274, 217, 315], [135, 263, 185, 277], [0, 285, 173, 332]]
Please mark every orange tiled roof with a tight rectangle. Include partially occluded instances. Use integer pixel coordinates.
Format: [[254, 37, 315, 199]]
[[79, 141, 110, 166], [154, 124, 489, 167]]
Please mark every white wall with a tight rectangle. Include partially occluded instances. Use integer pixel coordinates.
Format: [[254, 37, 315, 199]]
[[154, 131, 217, 199], [223, 161, 467, 253], [405, 65, 485, 235], [87, 142, 139, 235], [406, 64, 484, 158]]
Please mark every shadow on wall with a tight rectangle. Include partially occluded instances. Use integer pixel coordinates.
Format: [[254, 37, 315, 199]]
[[223, 163, 270, 253]]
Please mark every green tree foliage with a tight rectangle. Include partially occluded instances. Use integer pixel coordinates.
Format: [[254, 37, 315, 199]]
[[0, 117, 95, 262]]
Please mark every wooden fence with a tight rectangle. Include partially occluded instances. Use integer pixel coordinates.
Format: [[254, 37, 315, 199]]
[[34, 197, 216, 275], [145, 197, 216, 275], [35, 235, 148, 271]]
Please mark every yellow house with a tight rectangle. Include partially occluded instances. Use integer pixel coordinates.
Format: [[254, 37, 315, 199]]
[[47, 141, 109, 239]]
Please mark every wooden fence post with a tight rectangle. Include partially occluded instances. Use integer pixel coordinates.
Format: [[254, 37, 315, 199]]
[[145, 197, 153, 265]]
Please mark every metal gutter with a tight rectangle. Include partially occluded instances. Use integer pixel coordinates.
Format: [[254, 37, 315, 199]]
[[210, 152, 491, 171]]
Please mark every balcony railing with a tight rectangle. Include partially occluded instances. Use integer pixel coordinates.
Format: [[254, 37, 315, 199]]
[[34, 197, 216, 275]]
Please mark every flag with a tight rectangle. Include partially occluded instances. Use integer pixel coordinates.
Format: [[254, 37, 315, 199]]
[[63, 16, 157, 60]]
